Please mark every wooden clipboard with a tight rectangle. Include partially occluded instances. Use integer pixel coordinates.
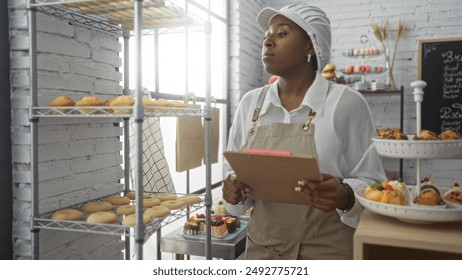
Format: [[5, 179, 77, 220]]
[[223, 151, 322, 205]]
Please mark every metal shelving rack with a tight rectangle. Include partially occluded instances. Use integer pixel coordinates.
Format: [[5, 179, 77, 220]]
[[27, 0, 212, 260]]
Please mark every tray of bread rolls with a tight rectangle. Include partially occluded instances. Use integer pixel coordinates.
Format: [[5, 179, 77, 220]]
[[355, 179, 462, 224], [34, 192, 205, 236], [372, 128, 462, 159]]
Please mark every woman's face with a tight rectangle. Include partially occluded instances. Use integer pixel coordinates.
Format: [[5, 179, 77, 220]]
[[262, 15, 313, 76]]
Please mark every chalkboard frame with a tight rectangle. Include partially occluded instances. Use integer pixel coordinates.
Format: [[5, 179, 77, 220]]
[[418, 37, 462, 134]]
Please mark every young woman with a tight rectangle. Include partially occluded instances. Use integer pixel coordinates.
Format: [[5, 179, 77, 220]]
[[222, 3, 386, 260]]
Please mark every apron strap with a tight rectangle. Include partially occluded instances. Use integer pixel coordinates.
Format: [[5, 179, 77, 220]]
[[249, 85, 270, 136], [249, 83, 323, 134]]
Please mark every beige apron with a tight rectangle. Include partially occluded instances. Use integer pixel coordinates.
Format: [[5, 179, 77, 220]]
[[243, 86, 354, 260]]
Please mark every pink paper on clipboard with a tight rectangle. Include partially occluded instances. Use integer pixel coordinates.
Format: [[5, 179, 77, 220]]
[[223, 151, 322, 205]]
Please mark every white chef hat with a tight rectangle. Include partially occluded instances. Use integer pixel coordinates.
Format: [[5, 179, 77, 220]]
[[257, 3, 331, 72]]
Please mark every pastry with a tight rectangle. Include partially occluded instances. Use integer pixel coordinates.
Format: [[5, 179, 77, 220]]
[[443, 183, 462, 205], [48, 96, 75, 114], [413, 178, 445, 206], [377, 127, 401, 137], [378, 128, 408, 140], [184, 217, 201, 235], [365, 180, 408, 205], [210, 220, 228, 238], [218, 215, 240, 234], [51, 208, 84, 221], [439, 129, 461, 140], [414, 130, 438, 140]]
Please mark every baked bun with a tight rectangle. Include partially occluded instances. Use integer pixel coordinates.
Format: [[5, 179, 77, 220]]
[[155, 193, 178, 201], [48, 96, 75, 114], [109, 95, 134, 114], [322, 63, 336, 80], [144, 205, 170, 218], [75, 96, 104, 114], [82, 201, 113, 213], [121, 213, 152, 227], [365, 180, 408, 205], [322, 72, 336, 80], [51, 208, 84, 221], [105, 195, 130, 205], [323, 63, 336, 73], [86, 211, 119, 224], [125, 191, 151, 200]]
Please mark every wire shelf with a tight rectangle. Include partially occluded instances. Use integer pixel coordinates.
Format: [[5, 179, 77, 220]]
[[34, 195, 205, 237], [32, 106, 206, 118], [33, 0, 207, 35]]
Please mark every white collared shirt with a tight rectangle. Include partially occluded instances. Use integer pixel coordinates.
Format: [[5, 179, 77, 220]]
[[224, 73, 387, 228]]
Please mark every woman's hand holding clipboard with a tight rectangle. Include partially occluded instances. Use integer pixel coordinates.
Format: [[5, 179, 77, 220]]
[[223, 149, 322, 205]]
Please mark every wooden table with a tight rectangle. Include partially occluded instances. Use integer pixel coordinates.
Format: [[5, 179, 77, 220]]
[[354, 210, 462, 259]]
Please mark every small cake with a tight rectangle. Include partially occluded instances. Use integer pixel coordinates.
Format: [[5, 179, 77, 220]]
[[413, 178, 445, 206], [443, 183, 462, 206], [184, 221, 201, 235], [210, 220, 229, 238], [365, 180, 408, 205], [222, 215, 240, 234]]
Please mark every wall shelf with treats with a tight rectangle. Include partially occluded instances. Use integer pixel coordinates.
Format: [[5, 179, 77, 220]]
[[28, 0, 213, 260], [340, 35, 386, 86]]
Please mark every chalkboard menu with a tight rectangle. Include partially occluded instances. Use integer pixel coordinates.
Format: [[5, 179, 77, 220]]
[[419, 38, 462, 134]]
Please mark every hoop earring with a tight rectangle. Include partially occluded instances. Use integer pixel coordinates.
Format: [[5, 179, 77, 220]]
[[307, 54, 311, 62]]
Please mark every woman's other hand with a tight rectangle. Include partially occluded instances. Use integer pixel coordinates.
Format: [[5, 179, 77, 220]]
[[222, 174, 249, 205], [296, 173, 349, 212]]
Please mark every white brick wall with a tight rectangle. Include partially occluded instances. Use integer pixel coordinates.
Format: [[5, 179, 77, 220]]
[[232, 0, 462, 185], [9, 0, 124, 259]]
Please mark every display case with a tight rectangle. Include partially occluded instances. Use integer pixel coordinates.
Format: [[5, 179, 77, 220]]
[[27, 0, 213, 260]]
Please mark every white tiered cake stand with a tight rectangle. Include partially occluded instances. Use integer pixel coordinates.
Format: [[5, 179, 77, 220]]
[[356, 80, 462, 223]]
